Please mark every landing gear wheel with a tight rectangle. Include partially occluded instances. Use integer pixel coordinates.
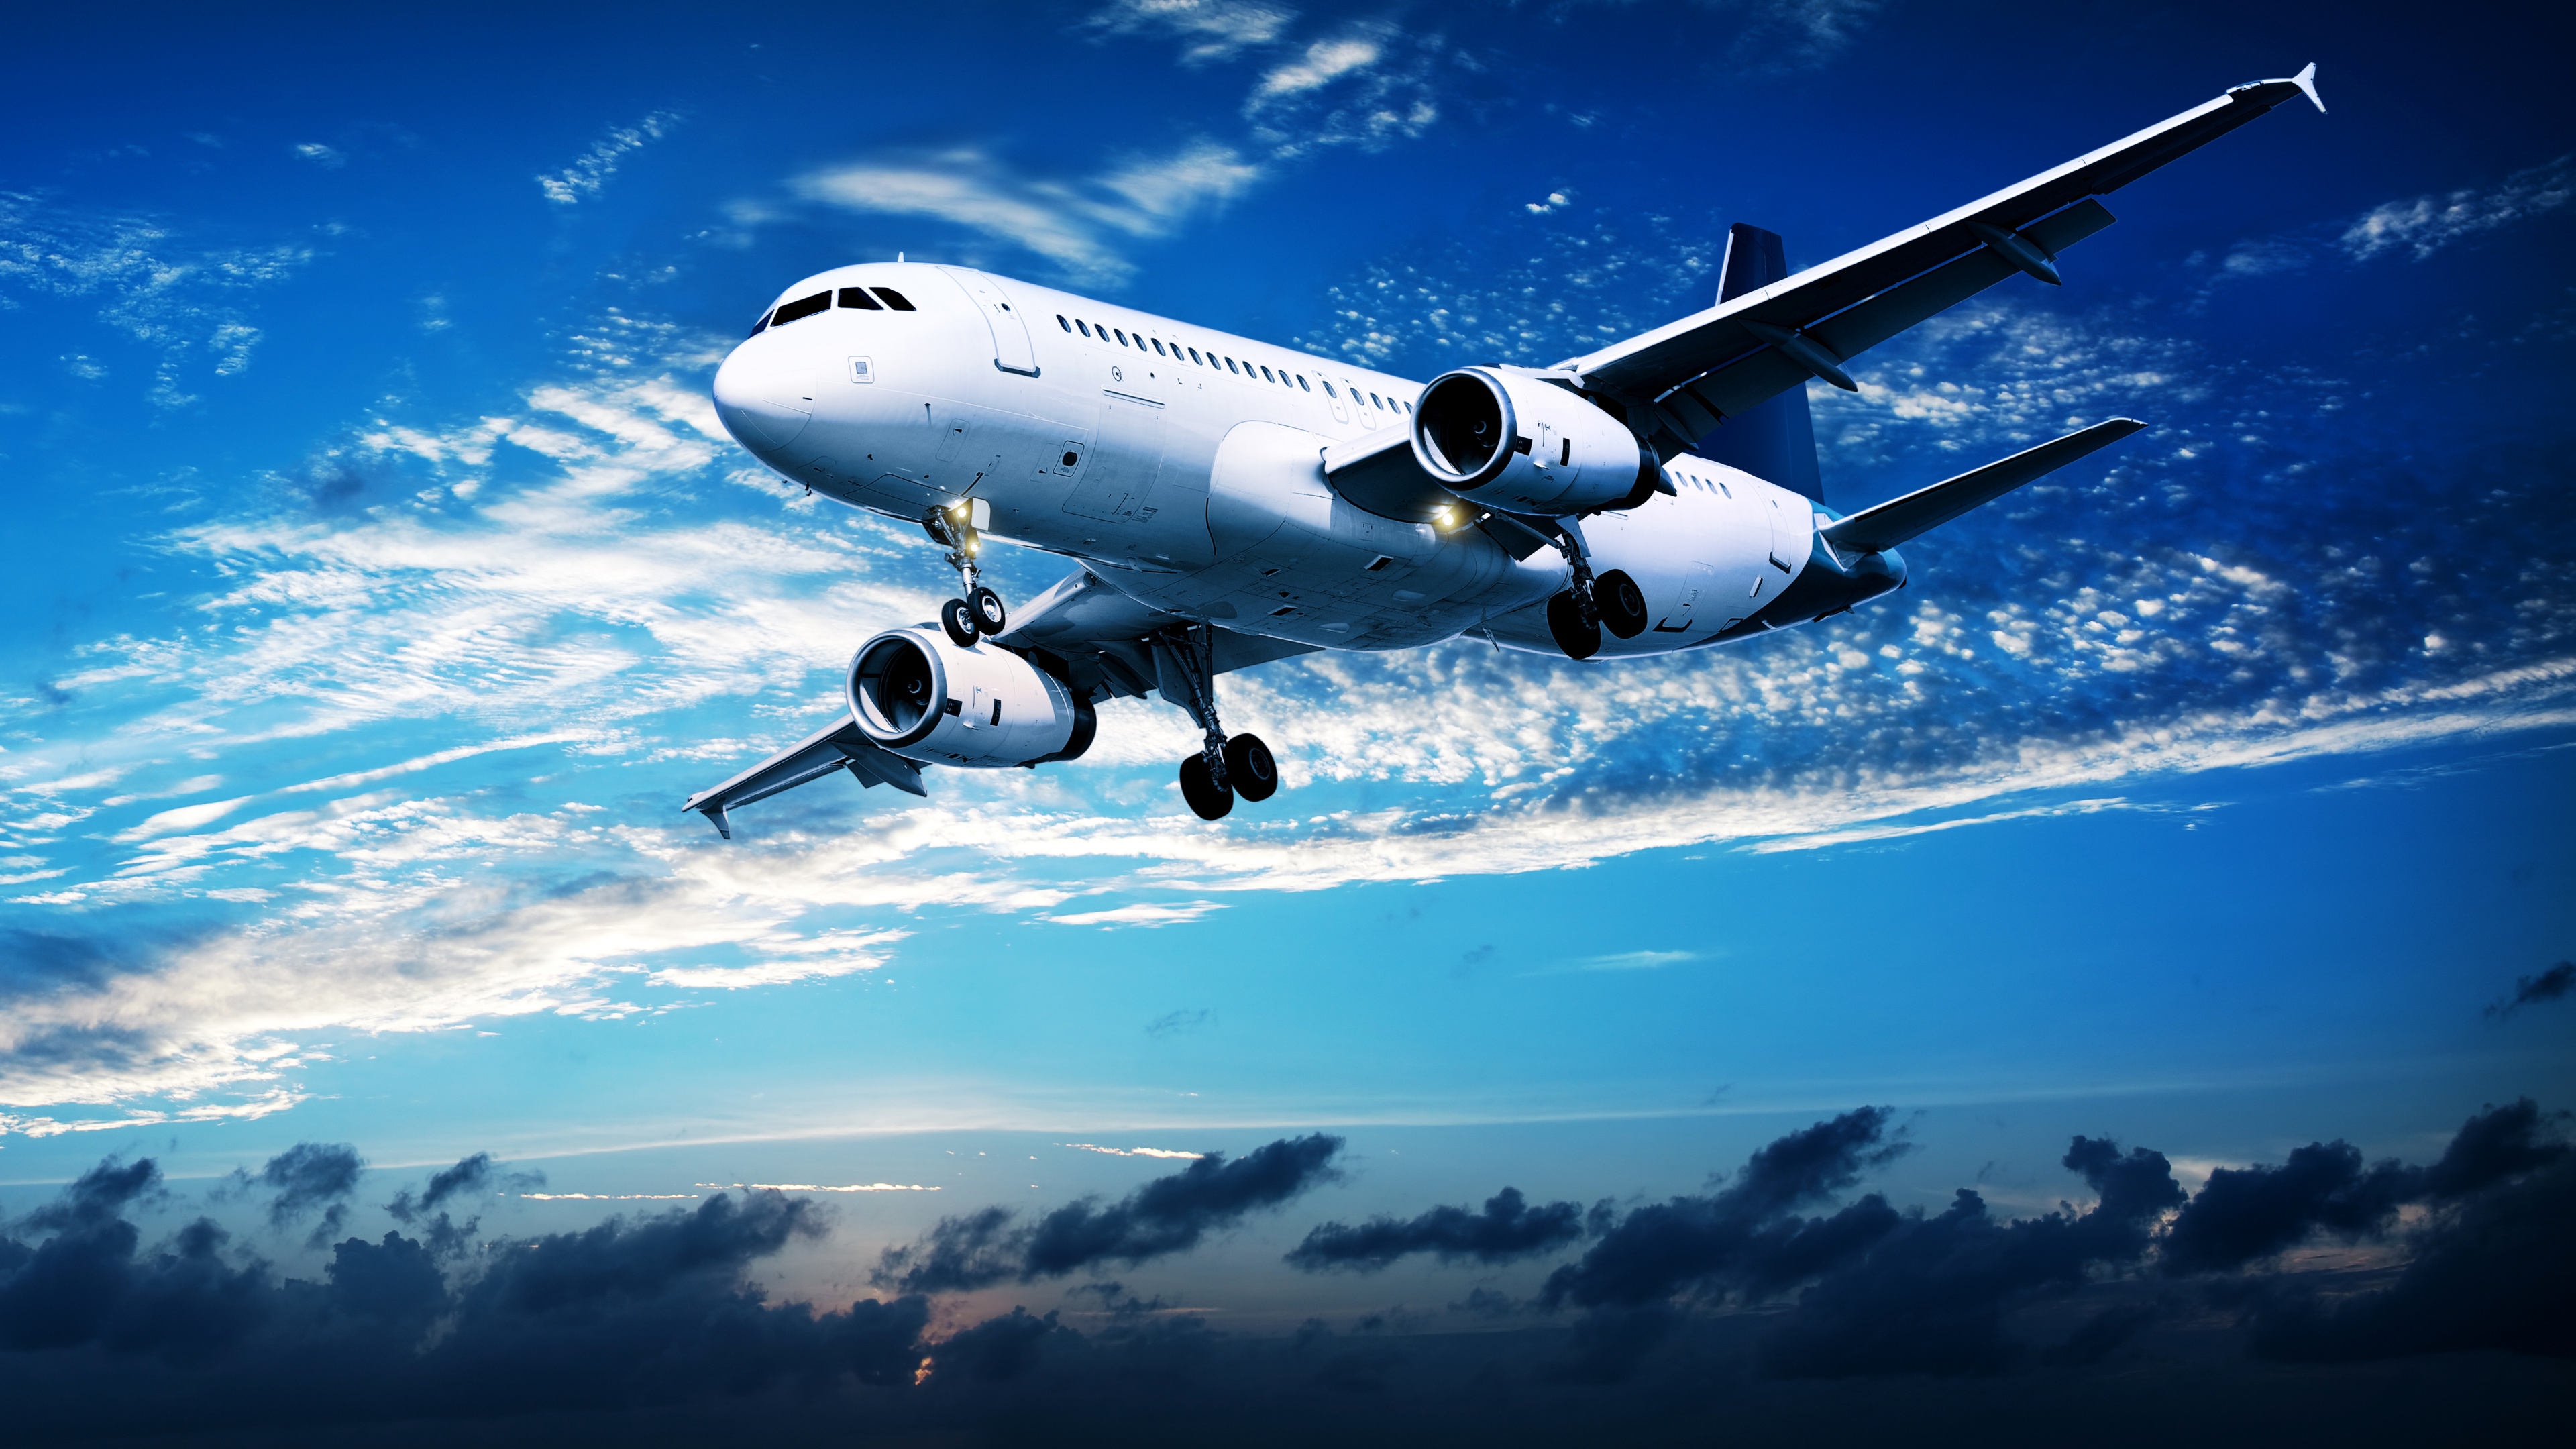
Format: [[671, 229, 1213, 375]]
[[939, 597, 981, 648], [968, 586, 1008, 635], [1596, 569, 1649, 639], [1547, 591, 1601, 660], [1179, 753, 1234, 820], [1224, 733, 1278, 802]]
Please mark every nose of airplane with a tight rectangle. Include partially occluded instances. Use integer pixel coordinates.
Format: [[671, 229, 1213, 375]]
[[710, 347, 824, 452]]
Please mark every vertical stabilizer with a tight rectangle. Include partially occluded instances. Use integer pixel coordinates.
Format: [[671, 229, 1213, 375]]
[[1702, 223, 1825, 503]]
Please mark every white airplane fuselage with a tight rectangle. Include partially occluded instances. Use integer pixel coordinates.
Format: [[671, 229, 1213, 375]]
[[710, 262, 1888, 659]]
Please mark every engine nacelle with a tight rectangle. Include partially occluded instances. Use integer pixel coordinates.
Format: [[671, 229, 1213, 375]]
[[846, 625, 1096, 769], [1410, 367, 1654, 515]]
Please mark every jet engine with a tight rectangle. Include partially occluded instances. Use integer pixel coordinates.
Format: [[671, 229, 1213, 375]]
[[1410, 367, 1656, 515], [846, 625, 1095, 769]]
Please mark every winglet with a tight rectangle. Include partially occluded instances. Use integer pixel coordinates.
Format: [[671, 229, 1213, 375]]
[[2290, 62, 2325, 115]]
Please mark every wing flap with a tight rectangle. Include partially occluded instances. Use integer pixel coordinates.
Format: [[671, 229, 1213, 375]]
[[1819, 418, 2147, 555], [1686, 201, 2118, 423]]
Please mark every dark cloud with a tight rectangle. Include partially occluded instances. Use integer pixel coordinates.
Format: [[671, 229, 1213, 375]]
[[256, 1142, 364, 1246], [385, 1152, 542, 1258], [2, 1104, 2570, 1441], [875, 1134, 1344, 1294], [1755, 1136, 2184, 1380], [2245, 1151, 2576, 1361], [2162, 1099, 2568, 1275], [2487, 961, 2575, 1018], [2158, 1140, 2414, 1275], [1537, 1106, 1908, 1313], [1287, 1186, 1586, 1272]]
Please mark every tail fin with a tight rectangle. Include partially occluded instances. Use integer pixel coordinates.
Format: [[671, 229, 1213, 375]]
[[1701, 223, 1826, 504]]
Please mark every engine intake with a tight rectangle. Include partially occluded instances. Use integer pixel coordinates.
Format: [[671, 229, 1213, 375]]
[[1410, 367, 1653, 515], [847, 625, 1095, 769]]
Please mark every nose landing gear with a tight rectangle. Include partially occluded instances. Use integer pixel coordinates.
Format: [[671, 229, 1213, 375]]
[[925, 500, 1006, 647], [1152, 625, 1281, 822]]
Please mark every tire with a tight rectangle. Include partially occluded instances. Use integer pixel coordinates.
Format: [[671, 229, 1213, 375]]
[[968, 586, 1008, 635], [1596, 569, 1649, 639], [1546, 591, 1601, 660], [1179, 753, 1234, 820], [939, 597, 980, 648], [1224, 733, 1279, 802]]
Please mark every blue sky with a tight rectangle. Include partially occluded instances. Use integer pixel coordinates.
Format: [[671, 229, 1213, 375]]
[[3, 0, 2572, 1438]]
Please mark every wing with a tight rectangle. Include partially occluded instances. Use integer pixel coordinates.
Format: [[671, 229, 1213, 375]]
[[681, 717, 925, 839], [1569, 68, 2324, 454], [992, 567, 1322, 704]]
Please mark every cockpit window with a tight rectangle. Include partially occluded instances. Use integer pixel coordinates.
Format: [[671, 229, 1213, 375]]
[[749, 312, 769, 337], [837, 287, 883, 311], [772, 291, 831, 327], [870, 287, 916, 311]]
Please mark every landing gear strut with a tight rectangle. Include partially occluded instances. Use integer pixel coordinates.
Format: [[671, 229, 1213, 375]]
[[1152, 625, 1279, 822], [925, 500, 1006, 647]]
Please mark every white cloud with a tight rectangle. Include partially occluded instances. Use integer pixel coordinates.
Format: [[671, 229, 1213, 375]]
[[695, 1181, 940, 1191], [1061, 1142, 1207, 1159], [1085, 0, 1297, 64], [2341, 155, 2573, 261], [1566, 949, 1699, 971], [792, 140, 1262, 285], [292, 142, 346, 168], [537, 110, 684, 205], [0, 193, 315, 405], [1044, 900, 1228, 927], [1252, 36, 1380, 99]]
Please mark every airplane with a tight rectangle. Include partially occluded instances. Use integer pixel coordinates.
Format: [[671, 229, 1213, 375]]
[[684, 66, 2324, 835]]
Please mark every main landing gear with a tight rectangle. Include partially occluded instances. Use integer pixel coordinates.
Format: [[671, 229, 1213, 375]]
[[925, 500, 1007, 647], [1520, 517, 1646, 661], [1154, 625, 1279, 822]]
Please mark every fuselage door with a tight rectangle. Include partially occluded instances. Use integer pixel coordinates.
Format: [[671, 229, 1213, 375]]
[[936, 267, 1040, 377]]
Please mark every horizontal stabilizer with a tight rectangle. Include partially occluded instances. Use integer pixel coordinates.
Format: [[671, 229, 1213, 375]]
[[1820, 419, 2146, 554], [681, 716, 924, 839]]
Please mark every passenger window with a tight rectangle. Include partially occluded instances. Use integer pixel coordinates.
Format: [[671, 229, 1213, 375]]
[[1320, 380, 1336, 398], [1114, 328, 1128, 345], [1188, 347, 1203, 364], [838, 287, 883, 311], [1226, 358, 1240, 374], [1260, 365, 1275, 382], [870, 287, 915, 311], [1057, 314, 1072, 331], [1152, 339, 1167, 356], [1077, 320, 1093, 337], [1296, 375, 1310, 391], [772, 291, 831, 326], [1370, 392, 1384, 409]]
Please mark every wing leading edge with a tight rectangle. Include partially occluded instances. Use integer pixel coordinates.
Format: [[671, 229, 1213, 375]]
[[1569, 68, 2324, 453]]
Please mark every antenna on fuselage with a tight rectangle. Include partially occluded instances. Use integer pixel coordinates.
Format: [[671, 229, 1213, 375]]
[[898, 251, 904, 263]]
